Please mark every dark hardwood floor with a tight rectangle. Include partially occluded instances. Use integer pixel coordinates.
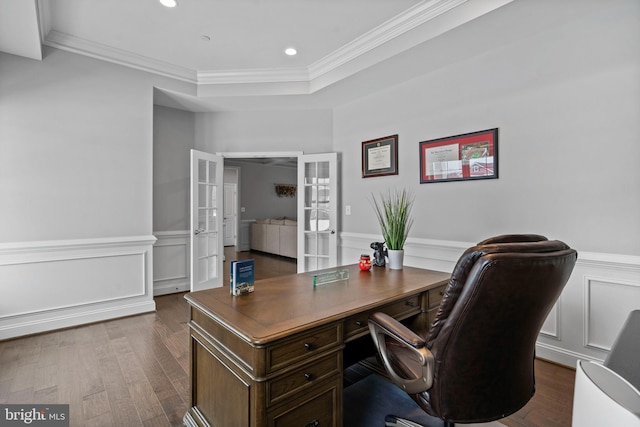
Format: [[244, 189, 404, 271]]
[[0, 248, 574, 426], [502, 358, 575, 427]]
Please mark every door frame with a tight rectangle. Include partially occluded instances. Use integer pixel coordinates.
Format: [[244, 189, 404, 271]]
[[223, 182, 238, 246], [223, 166, 241, 247]]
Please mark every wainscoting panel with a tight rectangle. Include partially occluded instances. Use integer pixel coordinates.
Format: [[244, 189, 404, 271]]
[[1, 253, 144, 317], [584, 276, 640, 351], [0, 236, 156, 340], [339, 232, 640, 368], [153, 230, 190, 296]]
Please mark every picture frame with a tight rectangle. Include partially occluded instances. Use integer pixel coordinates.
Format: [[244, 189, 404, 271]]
[[419, 128, 498, 184], [362, 134, 398, 178]]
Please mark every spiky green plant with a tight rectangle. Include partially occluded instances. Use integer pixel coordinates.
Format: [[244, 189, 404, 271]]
[[370, 188, 415, 250]]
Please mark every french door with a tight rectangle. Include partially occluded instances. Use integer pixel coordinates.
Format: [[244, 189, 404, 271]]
[[297, 153, 338, 273], [190, 150, 224, 291]]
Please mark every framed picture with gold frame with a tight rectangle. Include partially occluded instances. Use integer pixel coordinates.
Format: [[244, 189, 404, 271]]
[[362, 134, 398, 178]]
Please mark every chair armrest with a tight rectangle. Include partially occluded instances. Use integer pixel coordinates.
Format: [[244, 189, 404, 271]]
[[368, 312, 434, 394], [370, 312, 426, 348]]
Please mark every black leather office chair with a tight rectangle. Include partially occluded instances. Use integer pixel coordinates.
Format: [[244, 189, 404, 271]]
[[368, 235, 577, 427]]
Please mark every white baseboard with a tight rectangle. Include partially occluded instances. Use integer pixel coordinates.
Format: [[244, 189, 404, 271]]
[[535, 342, 603, 368], [340, 232, 640, 368], [0, 300, 156, 339], [0, 235, 156, 340], [154, 279, 190, 296]]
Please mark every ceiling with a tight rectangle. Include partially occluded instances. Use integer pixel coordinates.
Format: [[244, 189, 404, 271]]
[[0, 0, 514, 111]]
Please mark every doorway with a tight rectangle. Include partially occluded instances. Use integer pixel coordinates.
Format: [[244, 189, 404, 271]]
[[223, 167, 240, 247], [187, 150, 339, 291], [220, 152, 301, 264], [218, 151, 339, 274]]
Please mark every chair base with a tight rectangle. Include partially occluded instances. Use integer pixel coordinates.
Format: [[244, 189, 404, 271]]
[[385, 414, 454, 427]]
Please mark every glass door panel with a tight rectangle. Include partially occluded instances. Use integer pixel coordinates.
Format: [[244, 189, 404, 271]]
[[298, 154, 337, 273], [191, 150, 224, 291]]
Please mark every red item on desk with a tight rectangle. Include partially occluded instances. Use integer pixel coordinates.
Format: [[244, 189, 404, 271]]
[[359, 255, 372, 271]]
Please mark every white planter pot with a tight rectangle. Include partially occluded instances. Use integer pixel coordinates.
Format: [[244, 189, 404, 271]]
[[387, 249, 404, 270]]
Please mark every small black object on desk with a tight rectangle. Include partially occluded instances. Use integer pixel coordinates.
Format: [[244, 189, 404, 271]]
[[370, 242, 387, 267]]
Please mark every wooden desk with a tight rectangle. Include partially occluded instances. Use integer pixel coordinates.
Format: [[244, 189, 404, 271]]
[[183, 264, 450, 427]]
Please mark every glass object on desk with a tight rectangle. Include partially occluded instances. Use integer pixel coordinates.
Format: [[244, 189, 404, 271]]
[[312, 269, 350, 287]]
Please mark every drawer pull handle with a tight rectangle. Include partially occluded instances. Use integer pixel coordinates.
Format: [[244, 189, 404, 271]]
[[405, 300, 417, 307], [304, 342, 314, 351], [304, 373, 314, 381], [355, 320, 365, 327], [304, 420, 319, 427]]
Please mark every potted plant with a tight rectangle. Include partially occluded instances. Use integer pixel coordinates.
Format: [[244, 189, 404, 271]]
[[370, 188, 415, 269]]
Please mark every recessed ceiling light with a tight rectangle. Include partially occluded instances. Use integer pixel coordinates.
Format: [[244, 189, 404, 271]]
[[159, 0, 177, 8], [284, 47, 297, 56]]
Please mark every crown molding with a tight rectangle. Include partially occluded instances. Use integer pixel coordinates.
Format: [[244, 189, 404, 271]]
[[308, 0, 467, 81], [197, 67, 309, 85], [39, 0, 511, 93], [43, 30, 197, 84]]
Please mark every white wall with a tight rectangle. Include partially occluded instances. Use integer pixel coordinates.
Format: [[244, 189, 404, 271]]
[[152, 105, 195, 295], [227, 162, 298, 220], [335, 0, 640, 367], [0, 49, 156, 242], [0, 48, 193, 338], [153, 105, 194, 232], [335, 0, 640, 256], [198, 109, 334, 153]]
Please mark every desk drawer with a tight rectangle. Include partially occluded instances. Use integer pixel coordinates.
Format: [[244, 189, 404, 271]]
[[428, 284, 446, 309], [344, 295, 421, 340], [267, 323, 342, 373], [267, 352, 341, 406], [268, 379, 340, 427]]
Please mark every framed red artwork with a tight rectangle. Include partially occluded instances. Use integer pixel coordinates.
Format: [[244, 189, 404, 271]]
[[419, 128, 498, 184]]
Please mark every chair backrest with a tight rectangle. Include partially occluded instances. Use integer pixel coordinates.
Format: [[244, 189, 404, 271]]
[[427, 235, 560, 343], [476, 234, 549, 245], [421, 238, 577, 423]]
